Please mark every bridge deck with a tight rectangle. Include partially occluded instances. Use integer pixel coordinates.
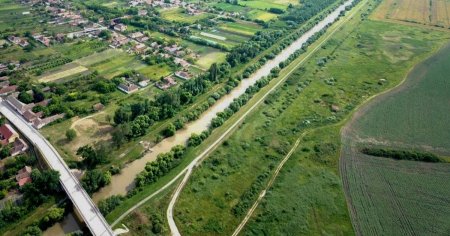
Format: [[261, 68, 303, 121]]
[[0, 100, 114, 236]]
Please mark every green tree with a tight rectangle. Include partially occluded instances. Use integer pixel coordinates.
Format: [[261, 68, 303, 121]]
[[163, 123, 176, 137], [39, 207, 65, 230], [65, 129, 77, 141], [23, 226, 42, 236], [18, 91, 33, 104], [112, 123, 131, 147], [77, 145, 108, 169], [81, 170, 111, 194]]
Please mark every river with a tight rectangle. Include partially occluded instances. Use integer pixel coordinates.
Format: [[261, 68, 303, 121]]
[[47, 0, 355, 234]]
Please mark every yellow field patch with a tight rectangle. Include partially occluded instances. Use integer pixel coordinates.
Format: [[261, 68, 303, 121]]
[[38, 65, 88, 83], [372, 0, 450, 28]]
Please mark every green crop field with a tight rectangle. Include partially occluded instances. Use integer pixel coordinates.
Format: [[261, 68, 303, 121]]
[[350, 44, 450, 152], [220, 21, 261, 36], [238, 0, 288, 10], [340, 38, 450, 236]]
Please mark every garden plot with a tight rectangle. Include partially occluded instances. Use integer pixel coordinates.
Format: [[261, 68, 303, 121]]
[[38, 64, 88, 83]]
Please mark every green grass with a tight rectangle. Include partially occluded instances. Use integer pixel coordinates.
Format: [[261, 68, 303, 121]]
[[219, 21, 261, 36], [137, 64, 172, 81], [247, 9, 278, 22], [89, 53, 147, 79], [118, 179, 180, 235], [160, 8, 210, 24], [238, 0, 287, 10], [195, 50, 227, 69]]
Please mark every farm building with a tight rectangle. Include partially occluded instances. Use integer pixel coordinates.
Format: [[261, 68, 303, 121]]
[[0, 124, 19, 146], [11, 138, 28, 157], [114, 24, 128, 32], [175, 71, 191, 80], [156, 76, 177, 90]]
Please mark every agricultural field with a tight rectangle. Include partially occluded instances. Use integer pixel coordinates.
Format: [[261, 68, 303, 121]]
[[340, 42, 450, 235], [160, 8, 211, 24], [38, 64, 88, 83], [372, 0, 450, 28]]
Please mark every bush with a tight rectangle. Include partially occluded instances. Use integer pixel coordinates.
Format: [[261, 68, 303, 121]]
[[361, 148, 441, 163], [98, 195, 124, 215], [65, 129, 77, 141]]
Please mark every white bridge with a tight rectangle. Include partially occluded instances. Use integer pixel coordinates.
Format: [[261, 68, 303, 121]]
[[0, 100, 115, 236]]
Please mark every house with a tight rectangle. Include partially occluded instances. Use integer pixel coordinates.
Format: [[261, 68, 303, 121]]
[[156, 76, 177, 90], [133, 43, 147, 54], [11, 138, 28, 157], [138, 80, 150, 87], [0, 124, 19, 146], [138, 9, 148, 16], [32, 113, 65, 129], [175, 71, 191, 80], [130, 32, 144, 39], [0, 85, 17, 96], [118, 82, 139, 94], [137, 36, 149, 43], [6, 94, 34, 114], [92, 103, 105, 112], [174, 57, 190, 68], [16, 166, 32, 187], [7, 36, 29, 47], [0, 64, 7, 73], [32, 34, 51, 47], [114, 24, 128, 32]]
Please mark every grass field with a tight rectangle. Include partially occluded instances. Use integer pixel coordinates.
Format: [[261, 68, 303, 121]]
[[247, 9, 278, 21], [237, 0, 288, 10], [340, 42, 450, 236], [219, 21, 261, 36], [372, 0, 450, 28], [36, 49, 124, 82], [160, 8, 210, 24], [195, 50, 227, 69]]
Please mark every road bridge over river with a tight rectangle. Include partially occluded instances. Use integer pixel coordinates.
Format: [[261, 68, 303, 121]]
[[0, 100, 114, 236]]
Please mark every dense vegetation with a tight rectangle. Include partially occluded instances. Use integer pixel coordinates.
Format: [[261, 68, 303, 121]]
[[361, 147, 442, 162]]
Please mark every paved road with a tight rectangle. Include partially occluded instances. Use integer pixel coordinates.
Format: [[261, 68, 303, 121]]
[[0, 100, 114, 236]]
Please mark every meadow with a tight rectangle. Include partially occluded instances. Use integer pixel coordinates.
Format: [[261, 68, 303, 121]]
[[160, 8, 211, 24]]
